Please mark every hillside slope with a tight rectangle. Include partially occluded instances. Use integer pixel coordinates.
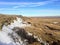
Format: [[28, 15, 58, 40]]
[[0, 15, 60, 45], [23, 17, 60, 45]]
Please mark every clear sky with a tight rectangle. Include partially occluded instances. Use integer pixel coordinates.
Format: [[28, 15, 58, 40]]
[[0, 0, 60, 16]]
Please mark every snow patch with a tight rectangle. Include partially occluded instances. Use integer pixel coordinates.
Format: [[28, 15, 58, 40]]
[[0, 17, 31, 45], [0, 31, 13, 44], [7, 17, 31, 29]]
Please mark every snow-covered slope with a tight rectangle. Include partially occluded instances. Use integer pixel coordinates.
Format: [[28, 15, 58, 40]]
[[0, 17, 31, 45]]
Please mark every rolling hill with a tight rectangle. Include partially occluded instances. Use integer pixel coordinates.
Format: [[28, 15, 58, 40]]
[[0, 14, 60, 45]]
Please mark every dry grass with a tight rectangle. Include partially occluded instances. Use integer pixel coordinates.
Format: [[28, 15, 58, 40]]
[[0, 15, 17, 29], [0, 14, 60, 45], [0, 14, 23, 29], [24, 17, 60, 45]]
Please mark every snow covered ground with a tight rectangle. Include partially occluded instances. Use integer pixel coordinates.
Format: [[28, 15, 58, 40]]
[[0, 17, 31, 45]]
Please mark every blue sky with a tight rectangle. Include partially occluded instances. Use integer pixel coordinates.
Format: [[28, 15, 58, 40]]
[[0, 0, 60, 16]]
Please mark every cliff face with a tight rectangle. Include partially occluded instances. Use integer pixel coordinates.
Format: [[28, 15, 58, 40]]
[[0, 15, 60, 45]]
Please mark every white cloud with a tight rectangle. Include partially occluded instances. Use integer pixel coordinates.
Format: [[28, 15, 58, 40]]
[[0, 0, 59, 8]]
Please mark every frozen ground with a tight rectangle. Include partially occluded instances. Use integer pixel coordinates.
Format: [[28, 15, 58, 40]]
[[0, 17, 31, 45]]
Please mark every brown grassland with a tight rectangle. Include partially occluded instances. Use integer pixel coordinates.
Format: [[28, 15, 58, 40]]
[[22, 17, 60, 45], [0, 14, 60, 45]]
